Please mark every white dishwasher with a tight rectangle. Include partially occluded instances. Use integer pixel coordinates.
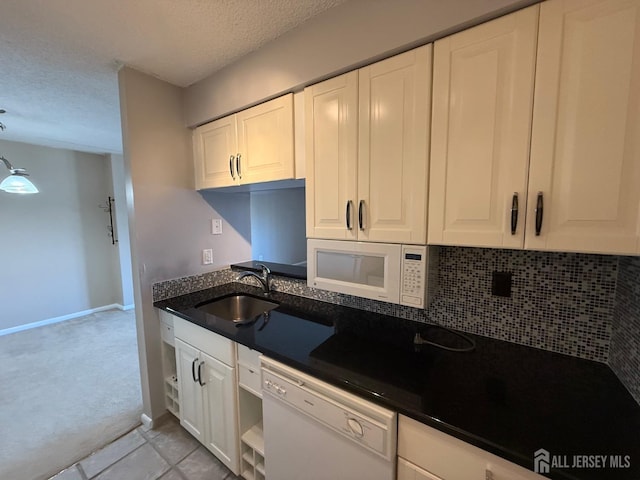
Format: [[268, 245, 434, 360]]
[[261, 356, 397, 480]]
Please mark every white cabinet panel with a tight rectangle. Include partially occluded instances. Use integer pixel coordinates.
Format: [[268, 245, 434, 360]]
[[237, 94, 294, 184], [306, 45, 431, 243], [172, 317, 240, 475], [305, 71, 359, 240], [175, 338, 204, 442], [527, 0, 640, 254], [429, 6, 539, 248], [193, 94, 295, 189], [201, 352, 238, 472], [359, 45, 431, 243], [193, 116, 238, 189]]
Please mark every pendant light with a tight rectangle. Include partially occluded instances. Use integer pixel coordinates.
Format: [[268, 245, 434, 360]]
[[0, 156, 39, 194], [0, 111, 39, 194]]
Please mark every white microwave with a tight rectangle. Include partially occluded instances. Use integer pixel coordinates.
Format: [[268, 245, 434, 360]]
[[307, 239, 432, 308]]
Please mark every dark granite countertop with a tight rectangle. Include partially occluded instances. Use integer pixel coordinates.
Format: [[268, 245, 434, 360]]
[[154, 283, 640, 480]]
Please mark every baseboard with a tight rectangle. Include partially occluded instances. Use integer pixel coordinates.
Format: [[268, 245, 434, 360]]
[[0, 304, 129, 337], [117, 304, 135, 311]]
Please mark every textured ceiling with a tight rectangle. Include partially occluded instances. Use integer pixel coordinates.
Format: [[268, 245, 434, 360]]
[[0, 0, 347, 154]]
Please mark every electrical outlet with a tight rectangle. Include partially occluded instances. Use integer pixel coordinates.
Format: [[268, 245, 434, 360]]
[[492, 272, 512, 297], [211, 219, 223, 235], [202, 249, 213, 265]]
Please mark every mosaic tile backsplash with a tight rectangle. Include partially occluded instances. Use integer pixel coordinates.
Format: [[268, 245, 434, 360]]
[[152, 268, 236, 301], [610, 256, 640, 404], [427, 247, 617, 362], [153, 247, 625, 365]]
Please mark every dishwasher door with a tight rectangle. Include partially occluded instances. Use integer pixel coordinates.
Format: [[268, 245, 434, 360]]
[[261, 357, 396, 480]]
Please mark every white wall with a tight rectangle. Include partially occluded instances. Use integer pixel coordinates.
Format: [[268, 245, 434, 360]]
[[118, 67, 251, 422], [184, 0, 538, 126], [250, 188, 306, 264], [0, 139, 119, 331]]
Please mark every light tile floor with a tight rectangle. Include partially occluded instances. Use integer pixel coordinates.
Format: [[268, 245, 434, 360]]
[[49, 415, 240, 480]]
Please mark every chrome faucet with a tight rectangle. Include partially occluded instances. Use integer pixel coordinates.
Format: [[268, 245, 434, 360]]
[[237, 264, 272, 294]]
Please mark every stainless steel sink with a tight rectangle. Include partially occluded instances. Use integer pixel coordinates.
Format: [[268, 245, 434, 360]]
[[196, 294, 278, 323]]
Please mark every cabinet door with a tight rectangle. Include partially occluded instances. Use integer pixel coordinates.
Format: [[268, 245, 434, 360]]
[[201, 352, 239, 474], [236, 94, 295, 185], [305, 71, 359, 239], [429, 6, 539, 248], [193, 115, 238, 189], [358, 45, 431, 243], [526, 0, 640, 254], [175, 338, 205, 442]]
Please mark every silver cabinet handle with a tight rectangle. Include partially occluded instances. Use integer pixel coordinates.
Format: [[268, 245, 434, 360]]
[[346, 200, 353, 230], [236, 153, 242, 179], [358, 200, 365, 231], [229, 155, 236, 180]]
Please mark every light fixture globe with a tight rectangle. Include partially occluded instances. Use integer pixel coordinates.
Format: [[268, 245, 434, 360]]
[[0, 157, 39, 194], [0, 171, 39, 194]]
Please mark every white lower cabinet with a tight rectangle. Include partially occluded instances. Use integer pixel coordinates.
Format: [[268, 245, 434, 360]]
[[175, 339, 205, 442], [398, 415, 545, 480], [173, 316, 240, 475]]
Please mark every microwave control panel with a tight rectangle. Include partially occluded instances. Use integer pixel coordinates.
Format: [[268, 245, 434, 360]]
[[400, 245, 427, 308]]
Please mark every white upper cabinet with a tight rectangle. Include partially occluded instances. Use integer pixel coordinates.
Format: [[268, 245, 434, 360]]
[[305, 71, 359, 240], [428, 6, 539, 248], [358, 46, 431, 243], [236, 95, 295, 185], [193, 115, 238, 189], [193, 94, 295, 189], [526, 0, 640, 254], [429, 0, 640, 255], [306, 45, 432, 243]]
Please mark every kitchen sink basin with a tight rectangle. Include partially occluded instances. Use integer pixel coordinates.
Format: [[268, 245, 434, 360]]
[[196, 294, 278, 323]]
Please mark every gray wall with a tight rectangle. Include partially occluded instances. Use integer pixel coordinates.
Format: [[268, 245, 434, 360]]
[[108, 154, 135, 308], [250, 188, 306, 265], [118, 66, 252, 423], [0, 139, 120, 331], [184, 0, 538, 127]]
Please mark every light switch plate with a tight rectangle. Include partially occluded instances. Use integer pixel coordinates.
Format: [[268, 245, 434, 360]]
[[202, 249, 213, 265], [211, 219, 223, 235]]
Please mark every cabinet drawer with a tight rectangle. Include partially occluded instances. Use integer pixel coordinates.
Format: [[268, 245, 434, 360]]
[[398, 458, 443, 480], [158, 310, 175, 346], [160, 322, 175, 347], [238, 363, 262, 397], [173, 315, 235, 366], [398, 415, 544, 480], [237, 344, 261, 370]]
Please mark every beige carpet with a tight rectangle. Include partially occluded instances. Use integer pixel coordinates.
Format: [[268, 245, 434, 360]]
[[0, 309, 143, 480]]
